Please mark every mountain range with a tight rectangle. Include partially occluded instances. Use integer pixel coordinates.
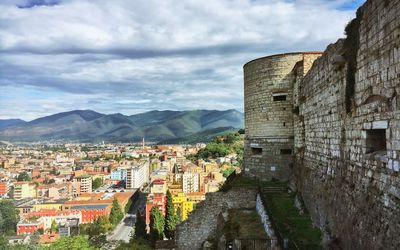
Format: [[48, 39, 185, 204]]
[[0, 109, 243, 143]]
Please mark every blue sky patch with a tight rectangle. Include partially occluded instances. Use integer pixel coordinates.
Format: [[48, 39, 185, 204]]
[[337, 0, 366, 10], [18, 0, 61, 9]]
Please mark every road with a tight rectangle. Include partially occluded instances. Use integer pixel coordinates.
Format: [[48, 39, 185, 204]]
[[107, 191, 147, 243]]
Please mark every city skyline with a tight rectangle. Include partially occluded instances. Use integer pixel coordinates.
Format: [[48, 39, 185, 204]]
[[0, 0, 365, 120]]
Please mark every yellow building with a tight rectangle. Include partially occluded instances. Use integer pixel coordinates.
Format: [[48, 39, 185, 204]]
[[32, 201, 64, 212], [203, 163, 219, 173], [12, 182, 36, 200], [172, 193, 194, 220]]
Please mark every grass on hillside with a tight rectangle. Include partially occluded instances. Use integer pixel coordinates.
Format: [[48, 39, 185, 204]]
[[223, 175, 322, 249], [262, 192, 322, 250], [223, 209, 269, 241]]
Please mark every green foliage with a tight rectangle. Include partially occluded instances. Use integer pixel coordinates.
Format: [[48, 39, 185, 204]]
[[0, 200, 19, 235], [176, 207, 182, 222], [160, 127, 240, 144], [221, 166, 235, 178], [17, 172, 31, 181], [86, 216, 111, 248], [44, 177, 55, 185], [0, 234, 9, 250], [45, 235, 95, 250], [222, 209, 268, 241], [164, 190, 179, 239], [49, 169, 60, 176], [92, 178, 103, 190], [194, 132, 243, 167], [116, 236, 153, 250], [134, 211, 147, 239], [149, 206, 164, 244], [197, 142, 230, 159], [109, 198, 124, 226], [50, 220, 58, 233], [125, 199, 132, 214]]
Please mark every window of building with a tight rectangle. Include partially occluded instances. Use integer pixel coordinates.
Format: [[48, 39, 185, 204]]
[[280, 149, 292, 155], [283, 122, 286, 127], [273, 93, 287, 101], [251, 147, 262, 155], [366, 129, 386, 153]]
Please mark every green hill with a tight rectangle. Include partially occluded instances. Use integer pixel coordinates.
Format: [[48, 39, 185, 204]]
[[0, 109, 243, 143]]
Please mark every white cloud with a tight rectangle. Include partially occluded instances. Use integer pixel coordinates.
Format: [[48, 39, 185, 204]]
[[0, 0, 364, 119]]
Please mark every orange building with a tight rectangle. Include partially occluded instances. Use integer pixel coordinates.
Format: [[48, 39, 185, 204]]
[[0, 182, 7, 196], [17, 219, 44, 235]]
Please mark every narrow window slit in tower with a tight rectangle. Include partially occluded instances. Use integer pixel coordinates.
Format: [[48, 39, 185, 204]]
[[366, 129, 386, 153], [251, 147, 262, 155], [273, 93, 287, 101]]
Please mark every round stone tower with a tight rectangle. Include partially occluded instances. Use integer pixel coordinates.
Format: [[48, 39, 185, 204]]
[[243, 52, 322, 180]]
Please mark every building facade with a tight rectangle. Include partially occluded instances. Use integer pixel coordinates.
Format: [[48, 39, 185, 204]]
[[126, 161, 149, 189], [182, 171, 199, 193]]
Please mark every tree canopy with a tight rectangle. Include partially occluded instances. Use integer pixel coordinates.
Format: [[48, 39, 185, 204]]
[[149, 206, 164, 244], [164, 190, 179, 239], [46, 236, 94, 250], [109, 198, 124, 226], [134, 211, 147, 239], [92, 178, 103, 190], [17, 172, 31, 181], [0, 200, 19, 235]]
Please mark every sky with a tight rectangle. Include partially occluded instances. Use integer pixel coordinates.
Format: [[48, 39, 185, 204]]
[[0, 0, 365, 121]]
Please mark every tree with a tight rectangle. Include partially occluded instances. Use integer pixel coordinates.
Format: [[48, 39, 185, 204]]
[[86, 216, 111, 247], [0, 200, 19, 235], [109, 198, 124, 226], [0, 211, 4, 233], [50, 220, 58, 233], [134, 211, 147, 239], [92, 177, 103, 190], [116, 236, 153, 250], [164, 190, 179, 239], [46, 236, 94, 250], [176, 207, 182, 222], [17, 172, 31, 181], [0, 234, 9, 250], [125, 199, 132, 214], [27, 231, 40, 250], [44, 177, 56, 185], [149, 206, 164, 244]]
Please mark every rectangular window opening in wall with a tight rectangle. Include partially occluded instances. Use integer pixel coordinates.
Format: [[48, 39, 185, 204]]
[[366, 129, 386, 154], [251, 147, 262, 156], [280, 149, 292, 155], [273, 93, 287, 101]]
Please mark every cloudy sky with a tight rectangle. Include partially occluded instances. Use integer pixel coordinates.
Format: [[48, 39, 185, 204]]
[[0, 0, 365, 120]]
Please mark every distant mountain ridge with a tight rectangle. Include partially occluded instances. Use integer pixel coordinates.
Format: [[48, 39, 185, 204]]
[[0, 119, 26, 129], [0, 109, 243, 143]]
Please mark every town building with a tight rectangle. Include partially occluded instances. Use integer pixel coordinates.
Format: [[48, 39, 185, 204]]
[[126, 161, 149, 189], [17, 219, 44, 235], [11, 182, 37, 200], [72, 175, 92, 194], [110, 167, 127, 181], [172, 193, 194, 220], [182, 171, 199, 193]]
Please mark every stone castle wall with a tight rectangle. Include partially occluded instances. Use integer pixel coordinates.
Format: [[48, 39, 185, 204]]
[[294, 0, 400, 248], [243, 53, 321, 181], [244, 0, 400, 248], [175, 188, 257, 250]]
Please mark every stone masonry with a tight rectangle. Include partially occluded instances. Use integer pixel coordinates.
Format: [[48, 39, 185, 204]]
[[175, 187, 257, 250], [243, 0, 400, 248], [244, 52, 322, 181]]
